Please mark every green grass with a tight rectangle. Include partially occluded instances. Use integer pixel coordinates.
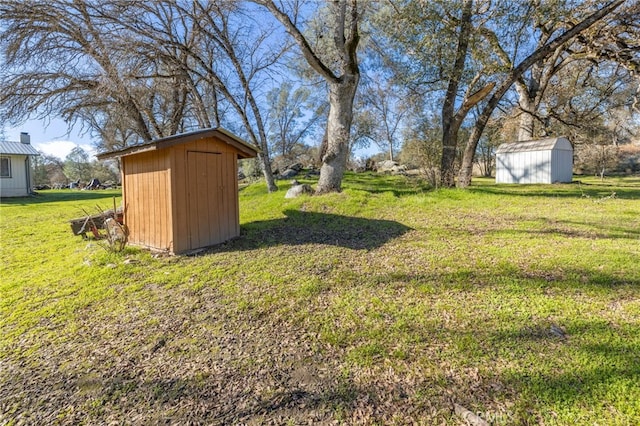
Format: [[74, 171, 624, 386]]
[[1, 175, 639, 425]]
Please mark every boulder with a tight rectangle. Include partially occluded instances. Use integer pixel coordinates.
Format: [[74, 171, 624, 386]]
[[285, 184, 314, 199], [375, 160, 408, 174], [279, 168, 299, 179], [390, 164, 408, 175], [376, 160, 399, 173], [287, 162, 304, 172]]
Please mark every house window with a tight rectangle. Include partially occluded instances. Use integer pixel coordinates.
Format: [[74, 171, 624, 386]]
[[0, 157, 10, 178]]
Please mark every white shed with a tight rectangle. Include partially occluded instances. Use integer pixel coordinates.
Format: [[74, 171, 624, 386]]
[[0, 133, 39, 197], [495, 137, 573, 184]]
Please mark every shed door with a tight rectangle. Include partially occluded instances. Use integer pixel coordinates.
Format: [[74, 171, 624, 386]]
[[186, 151, 238, 250]]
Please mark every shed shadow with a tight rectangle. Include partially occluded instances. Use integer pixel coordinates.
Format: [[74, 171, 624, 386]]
[[218, 209, 412, 251]]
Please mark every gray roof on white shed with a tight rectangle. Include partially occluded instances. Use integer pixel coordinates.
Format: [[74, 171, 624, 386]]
[[496, 137, 572, 154], [0, 141, 40, 155]]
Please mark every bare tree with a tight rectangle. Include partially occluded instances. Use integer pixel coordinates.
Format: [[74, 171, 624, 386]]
[[356, 74, 407, 161], [120, 1, 287, 191], [1, 0, 290, 192], [185, 1, 286, 191], [265, 82, 327, 159], [0, 1, 186, 142]]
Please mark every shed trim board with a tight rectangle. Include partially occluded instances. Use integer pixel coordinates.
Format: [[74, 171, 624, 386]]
[[103, 128, 257, 254], [97, 127, 259, 160], [495, 136, 573, 184]]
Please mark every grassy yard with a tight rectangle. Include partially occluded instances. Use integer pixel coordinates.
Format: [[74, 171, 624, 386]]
[[1, 174, 639, 425]]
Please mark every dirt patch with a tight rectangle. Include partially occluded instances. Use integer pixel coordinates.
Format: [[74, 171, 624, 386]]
[[0, 284, 464, 424]]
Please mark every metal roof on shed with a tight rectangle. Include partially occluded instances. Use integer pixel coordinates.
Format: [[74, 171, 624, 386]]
[[496, 137, 572, 154], [0, 141, 40, 156]]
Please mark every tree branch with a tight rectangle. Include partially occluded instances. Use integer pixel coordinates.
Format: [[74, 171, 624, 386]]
[[253, 0, 340, 83]]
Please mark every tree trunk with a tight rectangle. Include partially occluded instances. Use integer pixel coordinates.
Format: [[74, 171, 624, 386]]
[[316, 77, 358, 194], [517, 96, 536, 141], [458, 124, 484, 188], [253, 113, 278, 193], [440, 0, 474, 188], [258, 152, 278, 192], [515, 54, 545, 142], [440, 125, 461, 188]]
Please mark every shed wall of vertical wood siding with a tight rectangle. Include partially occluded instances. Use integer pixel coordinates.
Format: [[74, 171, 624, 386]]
[[120, 136, 241, 254], [169, 137, 239, 254], [122, 149, 172, 251]]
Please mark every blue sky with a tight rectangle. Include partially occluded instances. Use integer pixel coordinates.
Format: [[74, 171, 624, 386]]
[[5, 117, 380, 160]]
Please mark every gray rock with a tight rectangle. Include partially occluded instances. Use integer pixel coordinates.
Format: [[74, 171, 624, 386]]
[[279, 168, 299, 179], [390, 164, 408, 175], [376, 160, 399, 173], [285, 184, 314, 198], [287, 162, 304, 172]]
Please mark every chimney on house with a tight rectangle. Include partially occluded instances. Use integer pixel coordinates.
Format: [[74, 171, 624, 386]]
[[20, 132, 31, 144]]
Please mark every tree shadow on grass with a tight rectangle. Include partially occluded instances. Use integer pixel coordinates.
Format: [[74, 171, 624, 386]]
[[220, 209, 413, 251], [0, 190, 121, 206], [468, 181, 640, 200], [366, 265, 639, 291], [549, 218, 640, 240], [483, 217, 640, 241], [485, 321, 640, 422], [344, 172, 432, 197]]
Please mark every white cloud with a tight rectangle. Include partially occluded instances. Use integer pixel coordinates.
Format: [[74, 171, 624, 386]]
[[5, 116, 96, 160], [34, 140, 97, 160]]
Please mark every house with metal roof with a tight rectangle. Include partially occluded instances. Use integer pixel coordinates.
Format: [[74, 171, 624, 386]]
[[495, 136, 573, 184], [0, 132, 40, 197]]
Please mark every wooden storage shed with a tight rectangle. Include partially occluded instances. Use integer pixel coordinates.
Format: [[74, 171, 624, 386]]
[[97, 128, 258, 254], [495, 136, 573, 184]]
